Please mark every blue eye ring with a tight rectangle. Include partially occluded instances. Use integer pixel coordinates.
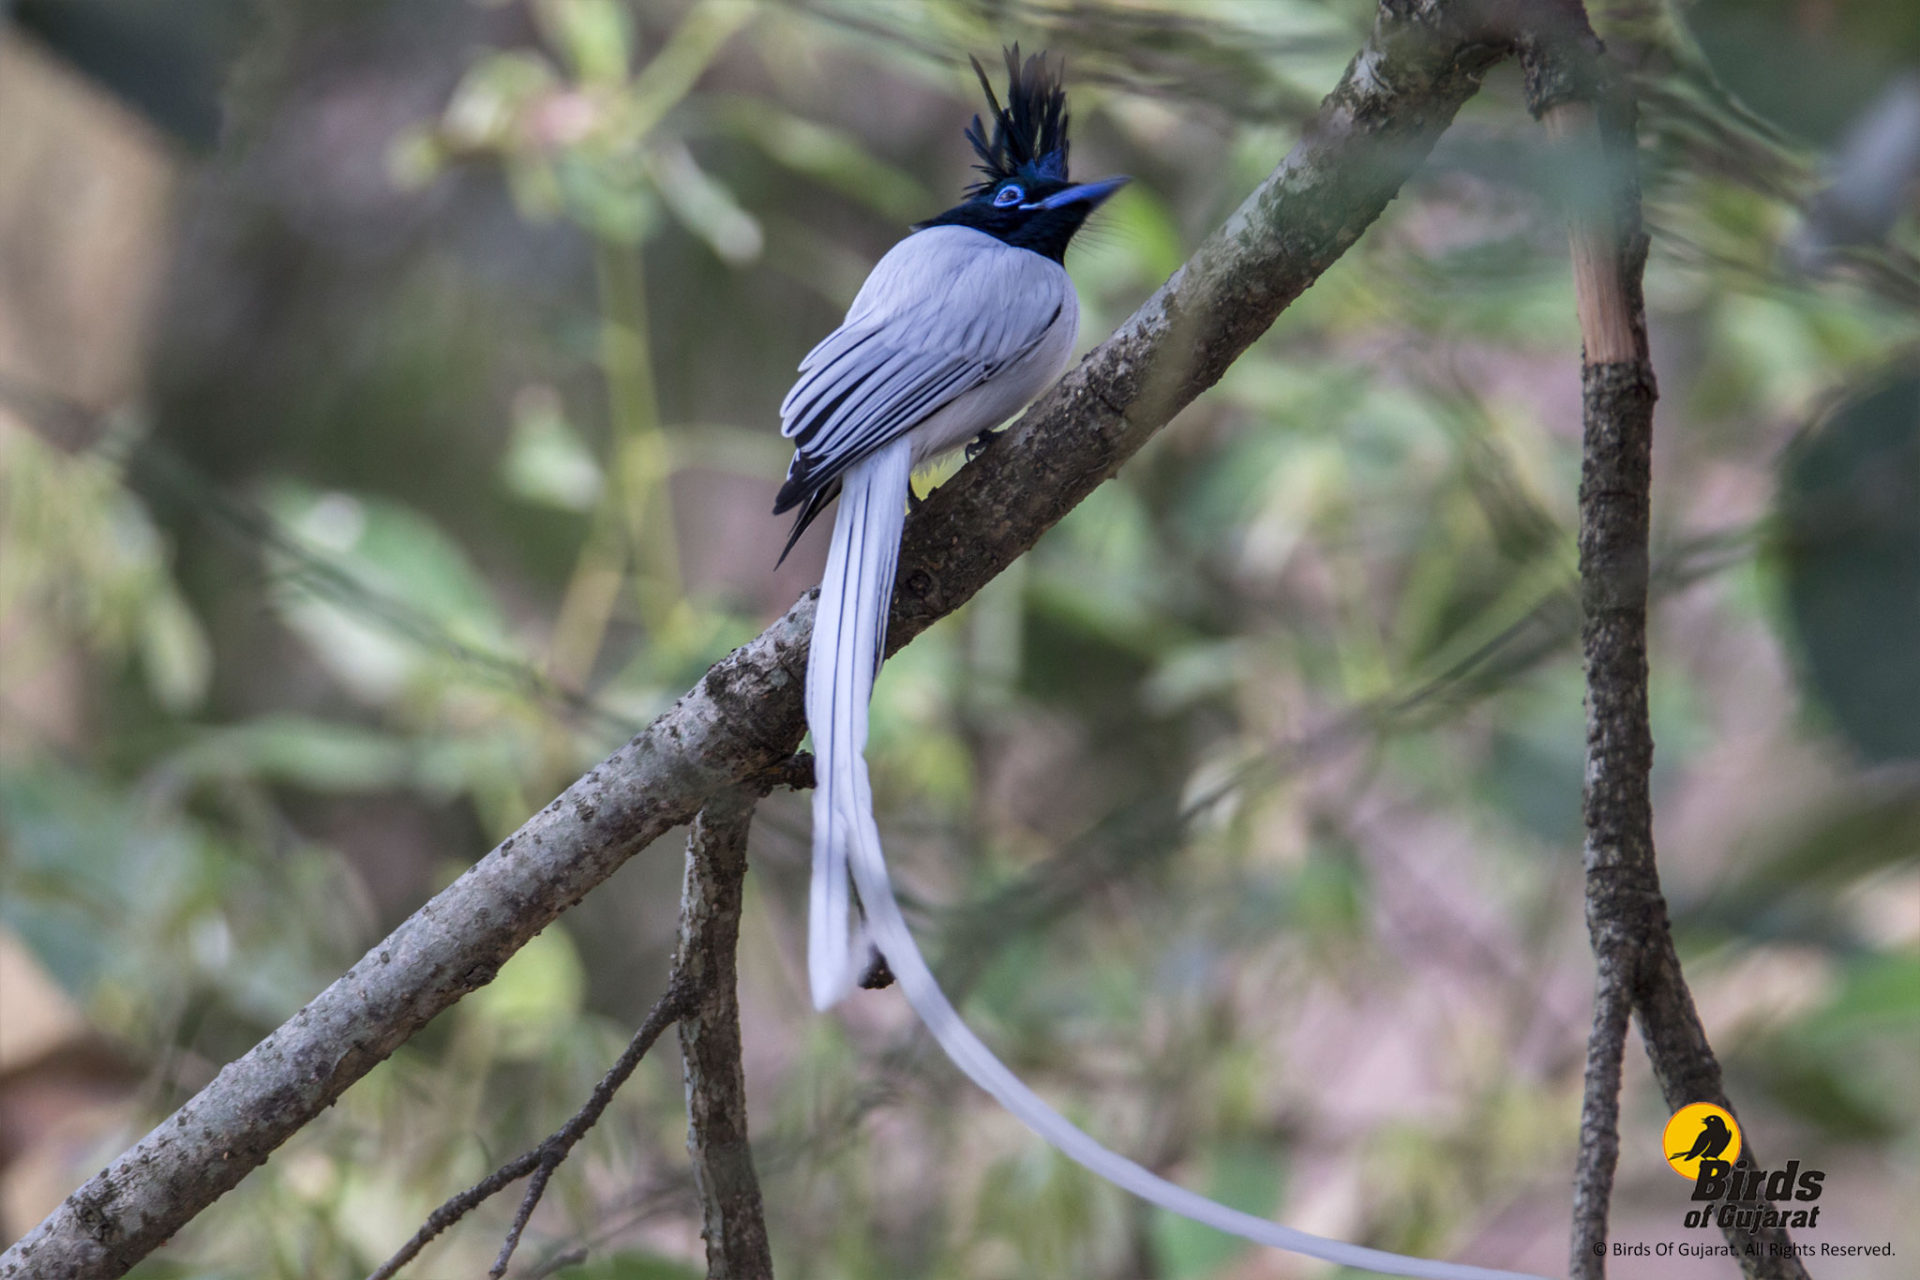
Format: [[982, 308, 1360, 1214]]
[[993, 184, 1024, 207]]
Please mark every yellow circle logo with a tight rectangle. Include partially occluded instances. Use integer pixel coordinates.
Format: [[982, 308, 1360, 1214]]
[[1663, 1103, 1742, 1181]]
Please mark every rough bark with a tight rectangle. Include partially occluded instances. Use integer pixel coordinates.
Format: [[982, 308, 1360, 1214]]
[[1, 4, 1512, 1276], [1570, 350, 1660, 1280], [677, 794, 774, 1280], [1524, 7, 1811, 1277]]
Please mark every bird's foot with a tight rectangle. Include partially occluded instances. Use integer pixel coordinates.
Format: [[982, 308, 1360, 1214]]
[[858, 947, 895, 990], [965, 429, 999, 463]]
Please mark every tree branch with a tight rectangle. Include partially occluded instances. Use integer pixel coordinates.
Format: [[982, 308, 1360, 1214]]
[[676, 793, 774, 1280], [1521, 9, 1811, 1278], [367, 787, 773, 1280], [0, 6, 1513, 1276], [365, 982, 692, 1280]]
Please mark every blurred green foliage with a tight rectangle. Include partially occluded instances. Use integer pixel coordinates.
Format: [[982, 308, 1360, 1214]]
[[1778, 374, 1920, 762], [2, 1, 1918, 1278]]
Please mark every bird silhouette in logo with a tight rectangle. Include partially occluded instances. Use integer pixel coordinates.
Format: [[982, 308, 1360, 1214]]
[[1670, 1114, 1734, 1162]]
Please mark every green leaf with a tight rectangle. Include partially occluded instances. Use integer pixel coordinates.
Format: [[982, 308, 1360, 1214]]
[[440, 49, 561, 153], [710, 97, 932, 221], [501, 386, 604, 511], [556, 150, 660, 243], [536, 0, 635, 87], [138, 587, 212, 712], [648, 142, 764, 266], [263, 485, 511, 704], [1776, 370, 1920, 761], [166, 716, 420, 792]]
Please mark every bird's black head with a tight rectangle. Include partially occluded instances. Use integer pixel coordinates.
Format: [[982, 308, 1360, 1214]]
[[916, 46, 1127, 263]]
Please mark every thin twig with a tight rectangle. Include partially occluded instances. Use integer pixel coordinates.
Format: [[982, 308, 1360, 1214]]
[[373, 786, 785, 1280], [491, 1161, 557, 1279], [1570, 979, 1633, 1280], [366, 981, 693, 1280], [677, 792, 775, 1279]]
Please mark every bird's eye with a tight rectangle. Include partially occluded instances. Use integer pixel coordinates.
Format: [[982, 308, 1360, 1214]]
[[993, 184, 1024, 207]]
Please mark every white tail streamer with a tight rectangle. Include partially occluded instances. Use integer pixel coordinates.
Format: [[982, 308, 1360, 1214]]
[[805, 437, 915, 1009], [804, 438, 1544, 1280]]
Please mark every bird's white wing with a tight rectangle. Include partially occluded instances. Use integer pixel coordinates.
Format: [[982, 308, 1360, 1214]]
[[775, 227, 1068, 507]]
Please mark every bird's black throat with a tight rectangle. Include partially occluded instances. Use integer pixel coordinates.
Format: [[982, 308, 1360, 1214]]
[[914, 196, 1094, 263]]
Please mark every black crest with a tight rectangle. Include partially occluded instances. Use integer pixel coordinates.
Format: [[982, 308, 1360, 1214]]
[[963, 45, 1069, 194]]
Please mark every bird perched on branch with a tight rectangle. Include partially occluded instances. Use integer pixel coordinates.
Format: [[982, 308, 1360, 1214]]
[[774, 46, 1540, 1280]]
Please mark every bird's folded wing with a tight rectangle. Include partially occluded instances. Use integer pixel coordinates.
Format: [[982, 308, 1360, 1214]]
[[776, 229, 1067, 504]]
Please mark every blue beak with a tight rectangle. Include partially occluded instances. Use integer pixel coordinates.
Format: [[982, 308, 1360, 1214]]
[[1030, 176, 1130, 210]]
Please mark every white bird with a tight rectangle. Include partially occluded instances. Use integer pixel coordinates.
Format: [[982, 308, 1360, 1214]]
[[774, 46, 1544, 1280]]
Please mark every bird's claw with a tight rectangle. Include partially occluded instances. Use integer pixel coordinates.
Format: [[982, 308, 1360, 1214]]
[[858, 947, 895, 990], [965, 429, 998, 463]]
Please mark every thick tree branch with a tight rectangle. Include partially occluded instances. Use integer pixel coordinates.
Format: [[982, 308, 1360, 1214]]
[[1523, 9, 1810, 1279], [0, 6, 1512, 1277]]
